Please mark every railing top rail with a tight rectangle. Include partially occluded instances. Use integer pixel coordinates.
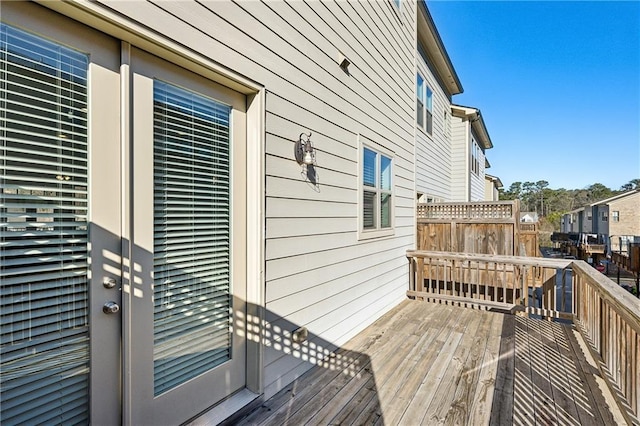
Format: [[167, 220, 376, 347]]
[[571, 261, 640, 332], [406, 250, 571, 269]]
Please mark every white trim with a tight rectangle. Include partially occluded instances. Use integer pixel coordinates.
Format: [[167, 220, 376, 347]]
[[36, 0, 262, 95]]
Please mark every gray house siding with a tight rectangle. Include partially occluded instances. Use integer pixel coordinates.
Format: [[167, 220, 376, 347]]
[[93, 0, 417, 400]]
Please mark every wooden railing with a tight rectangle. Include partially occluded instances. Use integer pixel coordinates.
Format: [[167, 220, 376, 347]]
[[407, 250, 640, 422], [612, 251, 632, 270], [406, 251, 572, 317], [582, 243, 606, 254], [572, 262, 640, 422], [611, 245, 640, 273]]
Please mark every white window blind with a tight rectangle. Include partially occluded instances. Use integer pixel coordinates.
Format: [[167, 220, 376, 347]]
[[1, 23, 90, 424], [153, 81, 232, 396]]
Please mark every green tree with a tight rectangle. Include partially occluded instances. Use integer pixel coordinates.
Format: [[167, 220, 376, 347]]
[[586, 183, 614, 202], [620, 178, 640, 191]]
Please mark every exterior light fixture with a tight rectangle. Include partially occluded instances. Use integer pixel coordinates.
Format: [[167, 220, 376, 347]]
[[295, 132, 315, 168]]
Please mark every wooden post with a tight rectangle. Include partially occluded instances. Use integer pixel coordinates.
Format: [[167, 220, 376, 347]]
[[636, 246, 640, 298], [408, 256, 415, 292], [416, 257, 424, 294]]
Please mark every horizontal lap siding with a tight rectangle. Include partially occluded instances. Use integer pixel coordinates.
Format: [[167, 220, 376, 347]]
[[415, 48, 451, 201], [450, 118, 468, 201], [470, 147, 486, 201], [97, 0, 417, 399]]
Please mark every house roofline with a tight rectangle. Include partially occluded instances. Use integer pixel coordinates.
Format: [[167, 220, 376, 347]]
[[451, 104, 493, 149], [485, 173, 503, 189], [590, 189, 640, 206], [417, 1, 463, 96]]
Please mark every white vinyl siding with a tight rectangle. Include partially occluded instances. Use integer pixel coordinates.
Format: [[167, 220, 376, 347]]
[[415, 43, 452, 201], [152, 81, 232, 396], [0, 23, 90, 424], [449, 116, 466, 201]]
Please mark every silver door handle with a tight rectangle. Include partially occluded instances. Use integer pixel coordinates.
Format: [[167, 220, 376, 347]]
[[103, 301, 120, 314]]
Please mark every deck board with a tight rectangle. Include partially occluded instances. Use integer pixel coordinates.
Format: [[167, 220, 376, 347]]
[[234, 300, 621, 426]]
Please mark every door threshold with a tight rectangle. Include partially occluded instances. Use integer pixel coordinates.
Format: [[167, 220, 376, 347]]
[[184, 388, 262, 426]]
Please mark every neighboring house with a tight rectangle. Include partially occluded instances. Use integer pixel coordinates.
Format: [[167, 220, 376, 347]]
[[592, 190, 640, 253], [560, 190, 640, 253], [484, 173, 503, 202], [450, 104, 493, 201], [561, 207, 585, 234], [414, 1, 463, 203], [0, 1, 467, 424], [520, 212, 539, 223]]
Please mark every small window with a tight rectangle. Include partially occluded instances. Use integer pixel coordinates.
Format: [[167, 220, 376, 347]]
[[612, 211, 619, 222], [416, 74, 424, 129], [359, 138, 394, 239], [587, 213, 592, 220], [470, 139, 480, 175], [601, 211, 608, 221], [416, 73, 433, 135]]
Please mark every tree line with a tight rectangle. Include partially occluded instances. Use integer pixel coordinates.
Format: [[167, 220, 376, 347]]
[[499, 178, 640, 231]]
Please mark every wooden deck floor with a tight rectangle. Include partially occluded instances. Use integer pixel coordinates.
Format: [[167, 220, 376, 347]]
[[236, 300, 620, 426]]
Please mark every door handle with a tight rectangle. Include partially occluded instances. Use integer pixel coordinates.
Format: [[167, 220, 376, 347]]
[[103, 301, 120, 314]]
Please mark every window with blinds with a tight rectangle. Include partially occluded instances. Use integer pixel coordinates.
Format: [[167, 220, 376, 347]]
[[360, 143, 394, 237], [0, 23, 90, 424], [153, 80, 232, 396]]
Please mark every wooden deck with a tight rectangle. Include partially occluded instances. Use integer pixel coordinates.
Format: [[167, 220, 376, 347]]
[[236, 300, 622, 425]]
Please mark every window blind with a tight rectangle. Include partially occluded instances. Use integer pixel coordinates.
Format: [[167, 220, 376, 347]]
[[0, 23, 89, 425], [153, 81, 232, 396]]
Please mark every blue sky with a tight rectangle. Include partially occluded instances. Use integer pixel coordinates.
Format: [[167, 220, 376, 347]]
[[427, 0, 640, 191]]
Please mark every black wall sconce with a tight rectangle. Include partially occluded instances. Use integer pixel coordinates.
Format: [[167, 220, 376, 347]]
[[294, 132, 315, 170]]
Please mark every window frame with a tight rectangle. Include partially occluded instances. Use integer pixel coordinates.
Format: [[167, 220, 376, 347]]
[[358, 135, 395, 240], [612, 210, 620, 222], [470, 139, 481, 176], [416, 72, 433, 135]]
